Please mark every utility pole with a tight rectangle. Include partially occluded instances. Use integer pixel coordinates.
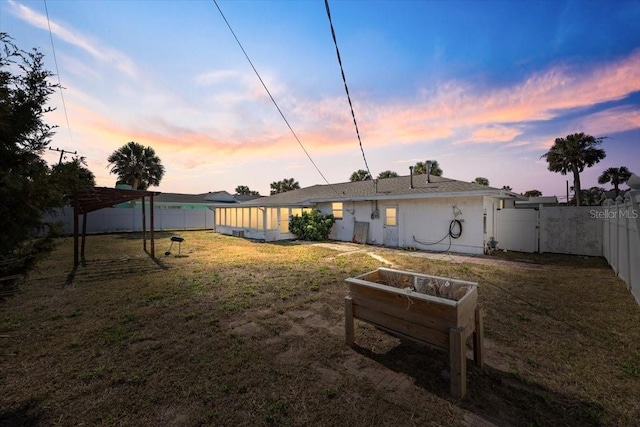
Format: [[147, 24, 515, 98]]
[[49, 147, 77, 165]]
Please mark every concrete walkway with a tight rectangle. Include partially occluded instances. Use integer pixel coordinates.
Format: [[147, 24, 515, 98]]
[[309, 241, 542, 270]]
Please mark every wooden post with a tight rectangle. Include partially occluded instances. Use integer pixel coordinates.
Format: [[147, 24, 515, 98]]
[[73, 197, 79, 266], [80, 213, 87, 262], [449, 327, 466, 399], [345, 296, 354, 347], [150, 194, 155, 258], [473, 307, 484, 367], [142, 195, 147, 252]]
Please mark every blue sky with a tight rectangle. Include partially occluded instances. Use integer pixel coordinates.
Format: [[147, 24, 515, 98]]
[[2, 0, 639, 198]]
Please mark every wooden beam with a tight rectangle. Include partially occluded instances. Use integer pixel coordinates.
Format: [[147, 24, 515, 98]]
[[474, 307, 485, 367], [73, 196, 79, 266], [150, 194, 155, 258], [80, 213, 87, 262], [345, 296, 354, 347], [142, 195, 147, 252], [449, 327, 466, 399]]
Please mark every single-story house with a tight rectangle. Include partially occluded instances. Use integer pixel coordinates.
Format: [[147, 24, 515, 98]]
[[209, 174, 523, 255], [120, 191, 262, 210]]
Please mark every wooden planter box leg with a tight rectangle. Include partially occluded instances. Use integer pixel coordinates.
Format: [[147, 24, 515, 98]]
[[345, 296, 354, 347], [474, 307, 485, 367], [449, 327, 466, 399]]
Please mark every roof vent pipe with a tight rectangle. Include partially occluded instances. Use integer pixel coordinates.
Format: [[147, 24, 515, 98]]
[[409, 166, 414, 189], [426, 160, 432, 183]]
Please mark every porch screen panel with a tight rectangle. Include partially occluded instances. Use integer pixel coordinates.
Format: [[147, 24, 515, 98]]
[[291, 208, 302, 218], [242, 208, 250, 228], [279, 208, 290, 233], [257, 208, 264, 229], [250, 208, 258, 229], [230, 208, 237, 227], [266, 208, 276, 230]]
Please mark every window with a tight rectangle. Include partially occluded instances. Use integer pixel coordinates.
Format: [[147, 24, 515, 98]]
[[291, 208, 302, 218], [332, 202, 343, 219], [385, 207, 397, 226]]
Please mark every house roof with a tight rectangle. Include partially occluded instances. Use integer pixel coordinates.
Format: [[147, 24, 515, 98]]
[[226, 175, 522, 207], [152, 192, 213, 204]]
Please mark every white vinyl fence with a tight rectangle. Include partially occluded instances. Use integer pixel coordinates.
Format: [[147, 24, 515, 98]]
[[494, 198, 639, 306], [46, 207, 214, 234], [600, 192, 640, 305], [495, 206, 602, 256]]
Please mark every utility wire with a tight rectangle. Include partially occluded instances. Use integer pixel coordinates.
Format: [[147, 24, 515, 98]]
[[212, 0, 343, 198], [43, 0, 73, 142], [324, 0, 372, 179]]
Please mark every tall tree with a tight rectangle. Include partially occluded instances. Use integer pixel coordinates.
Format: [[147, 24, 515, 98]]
[[349, 169, 371, 182], [474, 177, 490, 186], [107, 141, 165, 190], [597, 166, 632, 199], [412, 160, 443, 176], [377, 170, 398, 179], [0, 33, 58, 263], [270, 178, 300, 195], [541, 133, 606, 206], [235, 185, 259, 196], [523, 189, 542, 197], [50, 157, 96, 204]]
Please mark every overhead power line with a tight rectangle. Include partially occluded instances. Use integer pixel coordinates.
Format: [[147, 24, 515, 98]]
[[324, 0, 372, 180], [212, 0, 342, 198], [43, 0, 73, 142]]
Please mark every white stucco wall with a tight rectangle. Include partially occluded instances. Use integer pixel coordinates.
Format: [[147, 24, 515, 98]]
[[319, 197, 486, 254]]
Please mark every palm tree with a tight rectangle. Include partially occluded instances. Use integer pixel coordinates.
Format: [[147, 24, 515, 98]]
[[412, 160, 443, 176], [523, 189, 542, 197], [235, 185, 259, 195], [572, 187, 606, 206], [270, 178, 300, 195], [474, 177, 489, 186], [597, 166, 631, 199], [107, 141, 165, 190], [541, 133, 606, 206], [349, 169, 371, 182], [377, 170, 398, 179]]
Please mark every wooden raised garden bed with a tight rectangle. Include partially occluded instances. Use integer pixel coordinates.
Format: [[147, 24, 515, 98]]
[[344, 267, 484, 399]]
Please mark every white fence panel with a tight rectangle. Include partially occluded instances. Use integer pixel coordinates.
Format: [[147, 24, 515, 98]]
[[495, 209, 538, 252], [600, 195, 640, 305], [539, 206, 602, 256], [46, 207, 213, 234]]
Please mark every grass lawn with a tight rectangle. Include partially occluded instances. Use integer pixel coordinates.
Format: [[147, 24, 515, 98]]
[[1, 231, 639, 426]]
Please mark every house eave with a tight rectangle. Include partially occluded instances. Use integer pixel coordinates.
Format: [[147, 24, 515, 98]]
[[208, 189, 520, 208]]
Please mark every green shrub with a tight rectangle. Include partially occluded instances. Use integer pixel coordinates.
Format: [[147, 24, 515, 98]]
[[289, 210, 336, 241]]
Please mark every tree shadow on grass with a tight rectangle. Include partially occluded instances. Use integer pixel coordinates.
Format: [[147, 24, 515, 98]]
[[0, 398, 43, 427], [64, 254, 167, 286], [352, 340, 606, 426]]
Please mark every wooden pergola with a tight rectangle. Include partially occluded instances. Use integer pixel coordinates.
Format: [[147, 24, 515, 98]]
[[72, 187, 160, 266]]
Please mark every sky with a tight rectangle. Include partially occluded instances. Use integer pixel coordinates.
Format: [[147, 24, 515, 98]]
[[1, 0, 639, 199]]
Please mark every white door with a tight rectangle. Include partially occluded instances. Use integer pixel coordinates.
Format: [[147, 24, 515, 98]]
[[495, 208, 539, 252], [383, 206, 399, 247]]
